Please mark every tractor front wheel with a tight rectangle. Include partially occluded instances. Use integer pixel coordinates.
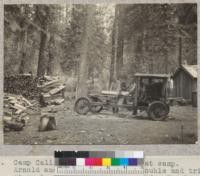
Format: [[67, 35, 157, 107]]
[[74, 97, 91, 115]]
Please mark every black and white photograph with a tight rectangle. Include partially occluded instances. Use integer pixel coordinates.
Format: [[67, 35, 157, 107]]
[[3, 3, 197, 145]]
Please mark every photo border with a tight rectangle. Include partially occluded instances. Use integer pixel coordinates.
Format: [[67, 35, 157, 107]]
[[0, 0, 199, 156]]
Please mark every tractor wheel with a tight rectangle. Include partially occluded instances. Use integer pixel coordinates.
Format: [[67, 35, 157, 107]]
[[147, 101, 168, 121], [74, 97, 91, 115], [90, 97, 103, 113]]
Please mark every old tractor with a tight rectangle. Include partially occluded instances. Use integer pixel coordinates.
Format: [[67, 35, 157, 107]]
[[74, 73, 170, 121]]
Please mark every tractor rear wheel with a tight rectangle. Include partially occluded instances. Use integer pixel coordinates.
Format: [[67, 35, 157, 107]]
[[147, 101, 168, 121]]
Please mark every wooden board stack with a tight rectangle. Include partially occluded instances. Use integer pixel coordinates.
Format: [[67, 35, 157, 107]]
[[3, 93, 33, 131], [37, 76, 66, 107]]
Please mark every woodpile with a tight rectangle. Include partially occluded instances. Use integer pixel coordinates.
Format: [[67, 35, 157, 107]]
[[4, 75, 66, 132], [37, 76, 66, 107], [3, 93, 32, 131], [4, 74, 40, 99]]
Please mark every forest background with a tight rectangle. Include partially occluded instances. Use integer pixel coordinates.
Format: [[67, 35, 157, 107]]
[[4, 4, 197, 97]]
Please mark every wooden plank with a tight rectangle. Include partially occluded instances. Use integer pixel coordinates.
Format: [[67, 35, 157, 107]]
[[54, 98, 65, 104], [41, 93, 51, 98], [49, 85, 65, 95], [48, 98, 65, 105], [37, 80, 59, 89], [15, 109, 23, 115], [43, 75, 59, 81], [11, 103, 26, 111], [20, 96, 32, 106]]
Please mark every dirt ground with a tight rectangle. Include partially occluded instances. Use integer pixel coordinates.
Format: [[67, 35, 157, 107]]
[[4, 101, 197, 145]]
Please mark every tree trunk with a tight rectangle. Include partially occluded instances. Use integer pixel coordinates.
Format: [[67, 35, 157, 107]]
[[109, 5, 120, 87], [37, 29, 48, 77], [47, 35, 60, 76], [116, 5, 125, 78], [36, 6, 50, 77], [109, 15, 117, 87], [76, 5, 95, 98], [135, 33, 142, 72], [19, 27, 28, 74], [18, 5, 29, 74]]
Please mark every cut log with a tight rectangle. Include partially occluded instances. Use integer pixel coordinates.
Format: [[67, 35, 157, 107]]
[[4, 120, 24, 131], [20, 112, 28, 118], [20, 95, 32, 106], [10, 99, 18, 105], [45, 92, 64, 99], [41, 93, 51, 98], [38, 114, 50, 131], [11, 103, 26, 111], [15, 109, 23, 115], [38, 114, 56, 131], [43, 75, 59, 81], [3, 93, 32, 128], [6, 96, 16, 101], [19, 73, 32, 77], [3, 116, 12, 123], [54, 98, 65, 105], [49, 85, 65, 95]]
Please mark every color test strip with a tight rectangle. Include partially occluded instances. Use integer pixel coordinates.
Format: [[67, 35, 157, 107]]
[[55, 151, 144, 158], [55, 151, 90, 158], [54, 151, 144, 166], [76, 158, 85, 166], [85, 158, 94, 166], [102, 158, 111, 166], [94, 158, 102, 166], [56, 158, 143, 166], [89, 151, 115, 158], [111, 158, 120, 166], [115, 151, 144, 158], [128, 158, 137, 166], [120, 158, 129, 166], [58, 158, 76, 166]]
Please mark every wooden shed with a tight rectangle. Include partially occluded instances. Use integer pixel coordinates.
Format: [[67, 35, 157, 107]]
[[172, 64, 197, 103]]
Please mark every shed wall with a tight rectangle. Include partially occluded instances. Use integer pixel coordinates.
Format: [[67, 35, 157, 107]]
[[173, 70, 196, 100]]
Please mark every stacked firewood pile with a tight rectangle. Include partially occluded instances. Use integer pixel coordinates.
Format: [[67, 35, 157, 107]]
[[3, 93, 33, 131], [37, 76, 66, 107], [4, 74, 39, 99], [3, 75, 66, 132]]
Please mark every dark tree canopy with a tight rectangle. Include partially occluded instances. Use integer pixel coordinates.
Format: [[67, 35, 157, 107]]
[[4, 4, 197, 92]]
